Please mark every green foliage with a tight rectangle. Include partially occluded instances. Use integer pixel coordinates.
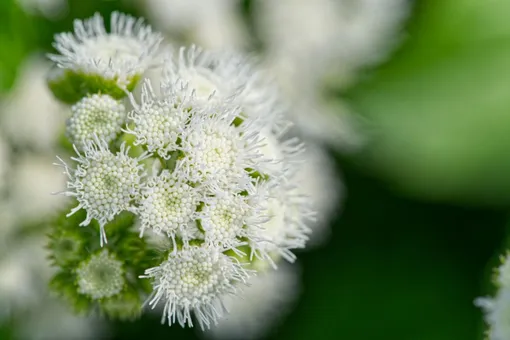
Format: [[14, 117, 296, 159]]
[[47, 205, 159, 320], [0, 0, 34, 93], [47, 68, 140, 104], [346, 0, 510, 206]]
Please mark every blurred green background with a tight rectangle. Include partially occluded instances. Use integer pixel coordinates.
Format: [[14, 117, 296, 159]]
[[1, 0, 510, 339]]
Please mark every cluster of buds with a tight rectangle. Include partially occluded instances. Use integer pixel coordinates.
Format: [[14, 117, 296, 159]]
[[47, 12, 314, 329]]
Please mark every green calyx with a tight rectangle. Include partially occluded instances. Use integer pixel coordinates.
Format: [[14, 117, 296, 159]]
[[47, 206, 157, 320], [47, 230, 85, 267], [47, 67, 140, 104], [245, 167, 270, 181], [99, 287, 143, 321]]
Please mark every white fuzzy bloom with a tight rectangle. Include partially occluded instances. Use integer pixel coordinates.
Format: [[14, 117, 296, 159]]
[[8, 154, 67, 224], [247, 129, 314, 265], [144, 0, 247, 49], [207, 264, 301, 340], [199, 191, 259, 250], [476, 289, 510, 340], [0, 236, 53, 319], [250, 181, 312, 266], [139, 170, 201, 243], [126, 79, 190, 159], [289, 141, 343, 248], [256, 0, 408, 79], [68, 94, 126, 149], [176, 104, 265, 191], [142, 246, 251, 329], [76, 250, 125, 300], [49, 12, 162, 85], [56, 138, 147, 245], [254, 0, 408, 148], [163, 46, 277, 123]]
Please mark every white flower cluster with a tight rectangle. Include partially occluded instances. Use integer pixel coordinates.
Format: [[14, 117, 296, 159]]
[[52, 13, 314, 330], [476, 253, 510, 340]]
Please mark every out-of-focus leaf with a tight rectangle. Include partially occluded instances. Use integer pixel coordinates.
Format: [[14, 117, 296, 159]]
[[346, 0, 510, 206], [0, 0, 34, 93]]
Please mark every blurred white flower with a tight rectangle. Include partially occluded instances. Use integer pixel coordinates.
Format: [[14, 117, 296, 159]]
[[293, 141, 343, 247], [256, 0, 408, 82], [206, 263, 301, 340], [20, 299, 104, 340], [0, 234, 103, 340], [144, 0, 247, 48], [0, 56, 67, 151], [0, 237, 46, 318], [8, 153, 68, 224], [255, 0, 409, 148], [476, 289, 510, 340]]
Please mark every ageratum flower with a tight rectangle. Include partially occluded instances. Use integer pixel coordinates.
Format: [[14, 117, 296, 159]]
[[67, 94, 126, 149], [55, 138, 149, 245], [162, 46, 278, 124], [142, 245, 251, 329], [48, 12, 163, 103], [49, 12, 316, 331]]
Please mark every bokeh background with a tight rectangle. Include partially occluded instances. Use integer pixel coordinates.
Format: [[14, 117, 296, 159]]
[[1, 0, 509, 339]]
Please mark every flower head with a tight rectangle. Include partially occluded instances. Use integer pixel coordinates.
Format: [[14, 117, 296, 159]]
[[199, 191, 259, 250], [476, 289, 510, 340], [176, 104, 265, 191], [163, 46, 277, 123], [56, 138, 147, 245], [50, 12, 161, 83], [67, 94, 126, 149], [139, 170, 201, 244], [48, 12, 163, 103], [126, 79, 190, 159], [76, 250, 125, 300], [142, 245, 251, 329]]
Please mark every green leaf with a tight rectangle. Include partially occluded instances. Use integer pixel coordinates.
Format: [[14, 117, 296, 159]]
[[346, 0, 510, 205]]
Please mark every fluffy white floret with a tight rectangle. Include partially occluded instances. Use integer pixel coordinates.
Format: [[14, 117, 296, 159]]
[[142, 245, 251, 329], [68, 94, 126, 149], [176, 104, 265, 191], [198, 189, 263, 251], [49, 12, 162, 85], [56, 138, 148, 245], [139, 170, 201, 244], [126, 79, 190, 159], [163, 46, 278, 124]]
